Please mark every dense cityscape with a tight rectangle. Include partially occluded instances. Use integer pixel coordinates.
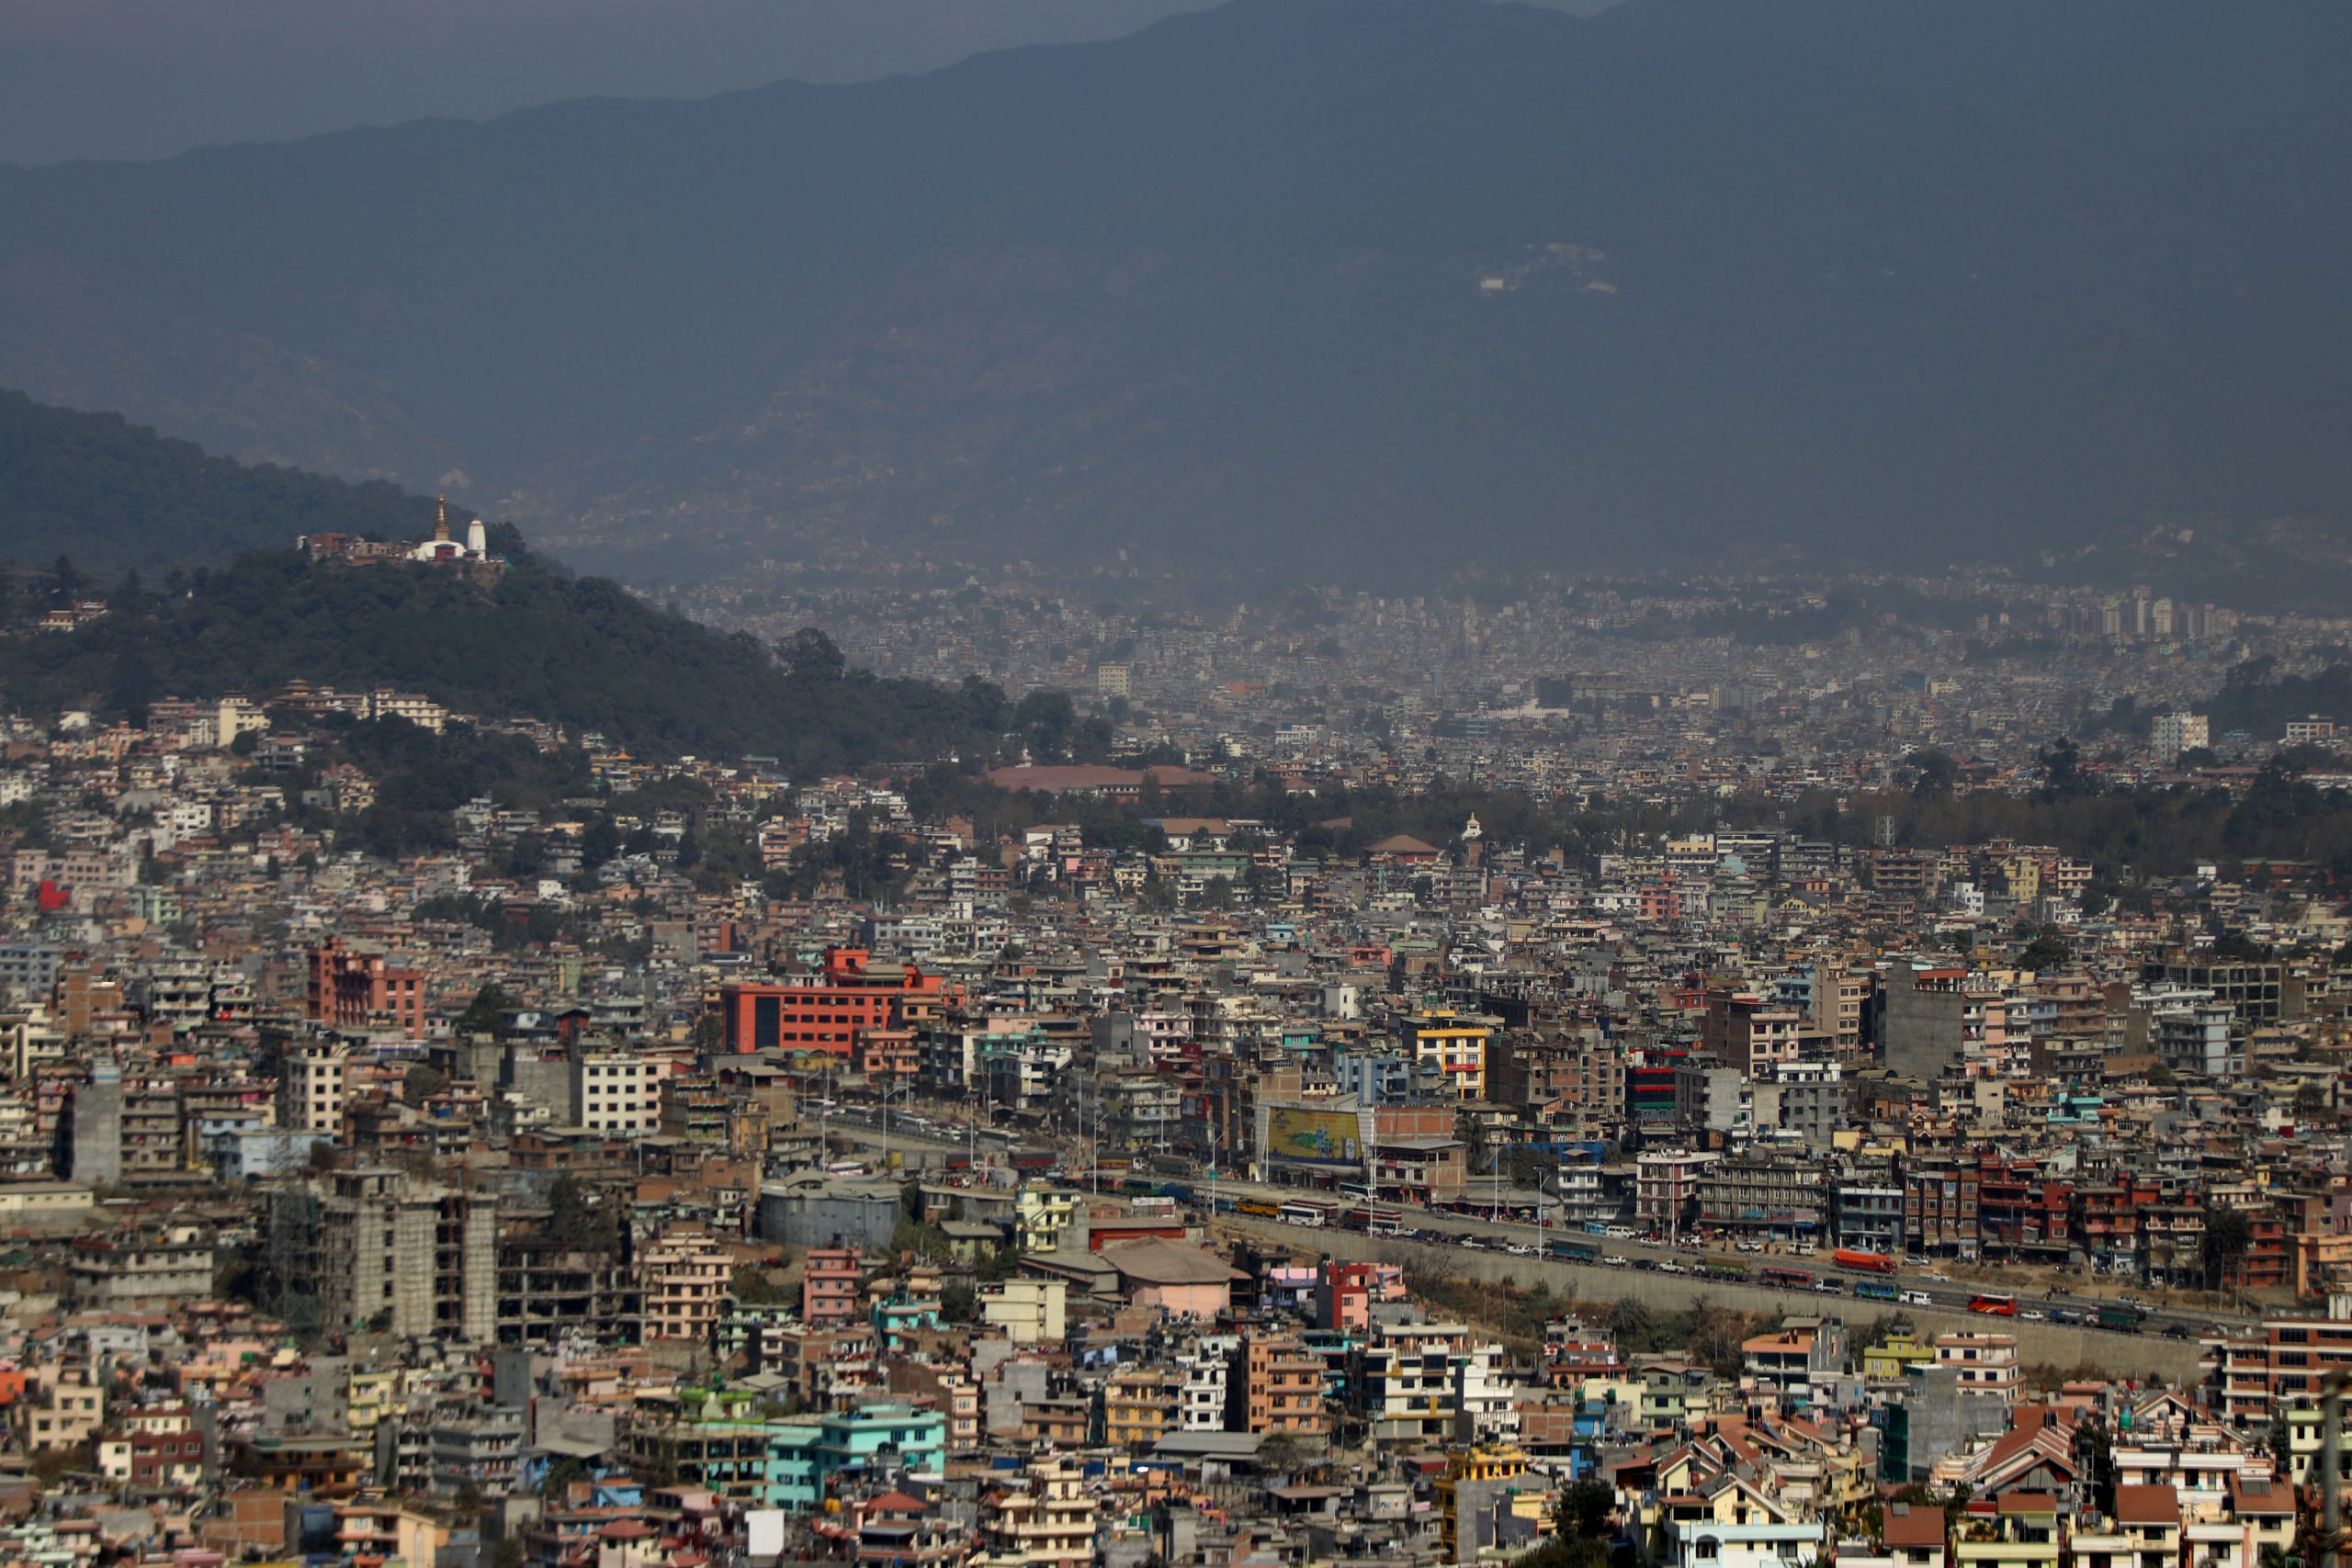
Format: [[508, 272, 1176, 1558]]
[[0, 516, 2344, 1568]]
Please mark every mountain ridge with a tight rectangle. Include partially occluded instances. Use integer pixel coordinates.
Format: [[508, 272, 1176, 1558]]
[[5, 0, 2349, 586]]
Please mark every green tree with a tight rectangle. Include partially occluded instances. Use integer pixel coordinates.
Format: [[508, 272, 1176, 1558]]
[[402, 1065, 448, 1106], [547, 1174, 616, 1254], [2201, 1206, 2252, 1291], [730, 1269, 786, 1306], [1608, 1296, 1656, 1353], [782, 626, 846, 681], [1557, 1478, 1615, 1538], [1254, 1432, 1311, 1478], [1907, 750, 1960, 800], [456, 981, 518, 1035], [2017, 930, 2072, 971]]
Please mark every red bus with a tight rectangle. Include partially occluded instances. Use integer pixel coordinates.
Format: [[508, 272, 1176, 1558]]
[[1832, 1248, 1896, 1274], [1761, 1267, 1812, 1289], [1969, 1292, 2018, 1316]]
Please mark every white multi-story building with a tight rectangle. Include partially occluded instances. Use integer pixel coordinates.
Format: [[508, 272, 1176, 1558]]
[[1934, 1332, 2022, 1404], [2144, 988, 2241, 1079], [1452, 1342, 1521, 1440], [281, 1043, 350, 1135], [2151, 711, 2209, 764], [1175, 1336, 1235, 1431], [2286, 715, 2338, 746], [366, 689, 449, 733], [570, 1046, 655, 1134], [1636, 1147, 1720, 1235]]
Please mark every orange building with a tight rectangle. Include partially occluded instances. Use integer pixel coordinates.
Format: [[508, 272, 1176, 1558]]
[[716, 947, 946, 1057]]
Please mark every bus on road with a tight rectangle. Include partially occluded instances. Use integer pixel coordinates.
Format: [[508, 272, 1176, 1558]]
[[1969, 1292, 2018, 1316], [1761, 1267, 1812, 1289]]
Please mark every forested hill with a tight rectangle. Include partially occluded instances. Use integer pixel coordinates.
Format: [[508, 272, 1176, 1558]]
[[0, 549, 1020, 769], [0, 389, 457, 578], [0, 389, 1035, 766]]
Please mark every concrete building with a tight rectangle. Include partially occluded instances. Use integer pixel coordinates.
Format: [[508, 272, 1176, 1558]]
[[2151, 712, 2208, 764], [570, 1044, 656, 1134], [62, 1055, 122, 1185], [1229, 1329, 1329, 1437], [801, 1246, 864, 1325], [639, 1226, 732, 1342], [1928, 1335, 2022, 1410], [979, 1279, 1067, 1346], [1637, 1148, 1719, 1235], [311, 1168, 497, 1341], [65, 1224, 215, 1311], [756, 1173, 904, 1251], [280, 1043, 351, 1137]]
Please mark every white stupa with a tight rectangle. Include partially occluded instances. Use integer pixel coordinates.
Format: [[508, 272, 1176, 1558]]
[[411, 496, 492, 562]]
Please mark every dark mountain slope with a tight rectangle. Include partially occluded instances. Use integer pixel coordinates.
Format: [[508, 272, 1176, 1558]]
[[4, 0, 2348, 584], [0, 389, 453, 577]]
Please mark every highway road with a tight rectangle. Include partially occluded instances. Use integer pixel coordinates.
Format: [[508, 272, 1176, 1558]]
[[1189, 1173, 2246, 1345], [797, 1108, 2249, 1346]]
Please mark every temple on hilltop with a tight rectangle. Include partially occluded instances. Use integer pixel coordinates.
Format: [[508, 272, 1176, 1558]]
[[299, 496, 504, 572], [409, 497, 492, 563]]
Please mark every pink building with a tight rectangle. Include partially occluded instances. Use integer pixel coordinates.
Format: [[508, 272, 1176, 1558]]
[[1101, 1237, 1242, 1320], [802, 1246, 863, 1325]]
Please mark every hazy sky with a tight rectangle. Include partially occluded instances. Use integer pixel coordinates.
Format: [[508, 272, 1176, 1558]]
[[0, 0, 1617, 166]]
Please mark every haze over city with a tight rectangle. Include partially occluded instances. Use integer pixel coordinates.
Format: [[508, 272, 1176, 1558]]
[[0, 6, 2347, 1568]]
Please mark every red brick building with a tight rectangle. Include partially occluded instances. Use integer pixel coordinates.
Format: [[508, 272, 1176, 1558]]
[[306, 938, 425, 1037], [1974, 1156, 2074, 1257]]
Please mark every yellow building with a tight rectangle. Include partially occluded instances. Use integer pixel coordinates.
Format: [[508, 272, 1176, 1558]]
[[1436, 1443, 1536, 1562], [1016, 1187, 1079, 1252], [345, 1368, 401, 1433], [1405, 1010, 1493, 1100], [1862, 1331, 1938, 1383], [1102, 1366, 1179, 1450]]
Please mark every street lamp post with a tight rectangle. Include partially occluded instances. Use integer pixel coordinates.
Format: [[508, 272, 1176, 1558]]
[[2322, 1368, 2350, 1568], [877, 1079, 913, 1173]]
